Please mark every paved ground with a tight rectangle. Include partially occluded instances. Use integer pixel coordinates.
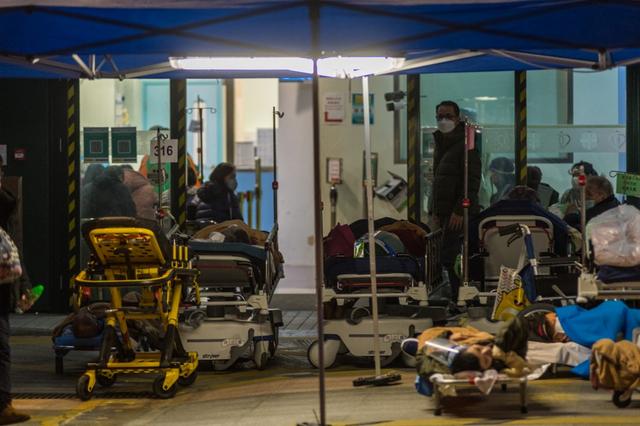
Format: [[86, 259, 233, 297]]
[[7, 331, 640, 426], [8, 299, 640, 425]]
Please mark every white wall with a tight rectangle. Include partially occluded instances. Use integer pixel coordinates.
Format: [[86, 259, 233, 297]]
[[79, 80, 116, 127], [234, 79, 279, 142], [277, 81, 316, 267], [319, 76, 406, 229]]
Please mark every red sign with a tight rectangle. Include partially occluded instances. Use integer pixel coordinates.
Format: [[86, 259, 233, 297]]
[[14, 149, 25, 160]]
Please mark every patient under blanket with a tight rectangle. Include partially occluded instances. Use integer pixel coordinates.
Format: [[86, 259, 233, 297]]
[[555, 301, 640, 377], [193, 219, 284, 264]]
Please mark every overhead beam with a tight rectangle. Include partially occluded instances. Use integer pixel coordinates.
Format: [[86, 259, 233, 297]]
[[0, 54, 82, 77], [121, 62, 175, 79], [488, 49, 595, 68], [389, 50, 485, 74], [71, 53, 94, 78]]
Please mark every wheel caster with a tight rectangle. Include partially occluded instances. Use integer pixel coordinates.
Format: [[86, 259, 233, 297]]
[[307, 339, 340, 369], [613, 390, 632, 408], [153, 375, 178, 399], [268, 335, 278, 358], [254, 341, 270, 370], [97, 373, 116, 388], [177, 371, 198, 387], [520, 406, 528, 414], [76, 374, 94, 401], [401, 352, 416, 368], [502, 384, 508, 392], [434, 408, 442, 416]]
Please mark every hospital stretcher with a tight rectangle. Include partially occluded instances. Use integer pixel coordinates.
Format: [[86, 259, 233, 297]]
[[308, 230, 447, 369], [179, 224, 284, 370], [72, 217, 200, 400], [430, 373, 528, 416]]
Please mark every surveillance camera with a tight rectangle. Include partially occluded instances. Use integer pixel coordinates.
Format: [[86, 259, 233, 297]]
[[384, 90, 405, 102], [386, 100, 406, 112]]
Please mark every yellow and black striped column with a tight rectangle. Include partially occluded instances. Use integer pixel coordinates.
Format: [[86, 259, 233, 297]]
[[406, 75, 421, 223], [66, 80, 80, 290], [515, 71, 527, 186], [170, 80, 187, 225]]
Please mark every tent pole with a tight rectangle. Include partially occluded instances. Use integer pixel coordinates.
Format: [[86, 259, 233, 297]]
[[362, 76, 382, 376], [312, 66, 327, 426], [310, 1, 326, 423]]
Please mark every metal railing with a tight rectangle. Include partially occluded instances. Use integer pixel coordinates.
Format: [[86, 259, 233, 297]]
[[425, 228, 444, 289]]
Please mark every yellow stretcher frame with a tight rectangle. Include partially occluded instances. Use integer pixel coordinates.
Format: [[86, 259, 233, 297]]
[[73, 224, 200, 400]]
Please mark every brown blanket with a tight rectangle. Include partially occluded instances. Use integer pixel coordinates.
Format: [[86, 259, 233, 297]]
[[591, 338, 640, 391]]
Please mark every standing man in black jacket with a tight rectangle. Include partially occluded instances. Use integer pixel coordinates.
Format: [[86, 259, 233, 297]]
[[431, 101, 482, 302]]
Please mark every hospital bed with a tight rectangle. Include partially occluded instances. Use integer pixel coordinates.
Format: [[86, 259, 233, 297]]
[[179, 223, 284, 370], [308, 230, 447, 369]]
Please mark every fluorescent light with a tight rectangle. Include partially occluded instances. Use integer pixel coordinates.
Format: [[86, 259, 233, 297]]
[[169, 56, 404, 78], [317, 57, 405, 78], [475, 96, 498, 101], [169, 57, 313, 74]]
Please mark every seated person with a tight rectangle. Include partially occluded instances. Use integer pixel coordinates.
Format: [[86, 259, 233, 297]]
[[564, 176, 620, 231], [557, 161, 598, 217], [488, 157, 516, 205], [527, 166, 559, 208], [189, 163, 244, 223], [469, 186, 571, 257]]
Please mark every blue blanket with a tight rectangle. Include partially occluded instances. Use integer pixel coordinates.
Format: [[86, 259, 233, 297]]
[[556, 301, 640, 377]]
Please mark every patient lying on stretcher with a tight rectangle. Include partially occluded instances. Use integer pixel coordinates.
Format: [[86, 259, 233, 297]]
[[403, 312, 571, 380]]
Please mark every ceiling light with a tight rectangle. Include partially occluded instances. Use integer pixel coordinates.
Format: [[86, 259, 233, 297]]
[[169, 56, 404, 78], [169, 57, 312, 74]]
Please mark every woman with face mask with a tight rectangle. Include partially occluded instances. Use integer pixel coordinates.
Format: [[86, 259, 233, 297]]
[[192, 162, 244, 224]]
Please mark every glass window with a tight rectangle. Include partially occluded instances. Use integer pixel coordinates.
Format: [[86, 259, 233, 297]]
[[527, 68, 626, 212], [419, 71, 515, 221]]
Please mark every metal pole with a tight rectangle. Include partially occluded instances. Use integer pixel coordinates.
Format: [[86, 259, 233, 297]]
[[462, 123, 470, 286], [272, 106, 282, 225], [312, 70, 327, 425], [330, 185, 337, 229], [580, 173, 587, 266], [156, 128, 163, 212], [198, 96, 204, 180], [363, 76, 382, 377], [255, 157, 262, 230]]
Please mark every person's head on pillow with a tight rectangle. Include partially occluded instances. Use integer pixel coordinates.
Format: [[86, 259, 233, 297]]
[[449, 344, 493, 374]]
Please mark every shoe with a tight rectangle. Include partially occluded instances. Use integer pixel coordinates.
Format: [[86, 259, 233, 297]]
[[0, 405, 30, 425]]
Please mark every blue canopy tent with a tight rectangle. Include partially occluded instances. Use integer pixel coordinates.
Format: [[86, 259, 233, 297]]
[[2, 2, 638, 423], [1, 1, 640, 77]]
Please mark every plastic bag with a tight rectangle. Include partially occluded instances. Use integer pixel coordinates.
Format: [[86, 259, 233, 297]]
[[590, 205, 640, 267]]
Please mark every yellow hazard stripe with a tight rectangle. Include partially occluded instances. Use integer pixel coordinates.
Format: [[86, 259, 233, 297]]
[[516, 70, 527, 185], [67, 80, 79, 286]]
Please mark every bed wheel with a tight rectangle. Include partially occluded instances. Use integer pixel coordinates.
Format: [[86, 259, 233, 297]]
[[434, 408, 442, 416], [502, 384, 508, 392], [307, 339, 339, 369], [520, 406, 528, 414], [254, 341, 270, 370], [613, 390, 632, 408]]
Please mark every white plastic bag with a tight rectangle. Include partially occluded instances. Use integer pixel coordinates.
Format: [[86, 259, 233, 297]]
[[590, 205, 640, 267]]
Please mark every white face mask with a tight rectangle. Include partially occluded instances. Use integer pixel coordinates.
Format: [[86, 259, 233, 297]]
[[437, 119, 456, 134]]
